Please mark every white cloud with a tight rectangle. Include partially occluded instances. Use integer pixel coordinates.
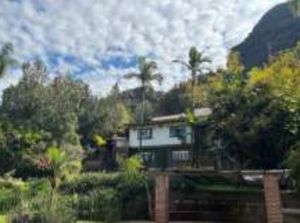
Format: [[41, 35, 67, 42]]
[[0, 0, 287, 95]]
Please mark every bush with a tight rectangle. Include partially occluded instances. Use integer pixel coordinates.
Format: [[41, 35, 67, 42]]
[[287, 147, 300, 191], [60, 172, 122, 194], [0, 188, 21, 213], [0, 178, 25, 213], [60, 172, 152, 221], [75, 188, 121, 223], [9, 195, 76, 223], [0, 215, 7, 223]]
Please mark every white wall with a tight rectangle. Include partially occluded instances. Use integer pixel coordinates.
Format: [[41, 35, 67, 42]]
[[129, 123, 192, 148]]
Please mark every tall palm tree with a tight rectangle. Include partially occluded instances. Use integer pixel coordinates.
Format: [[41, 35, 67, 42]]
[[0, 43, 16, 78], [173, 47, 211, 108], [124, 57, 163, 149], [174, 47, 211, 168]]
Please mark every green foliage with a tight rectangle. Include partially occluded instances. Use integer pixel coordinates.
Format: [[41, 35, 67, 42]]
[[286, 146, 300, 190], [60, 171, 151, 220], [0, 215, 7, 223], [120, 156, 146, 187], [9, 195, 76, 223], [124, 57, 163, 124], [60, 172, 122, 194], [173, 46, 211, 108], [0, 43, 17, 78], [76, 188, 121, 223], [290, 0, 300, 15]]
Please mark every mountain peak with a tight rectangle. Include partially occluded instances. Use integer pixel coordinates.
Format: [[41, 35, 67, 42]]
[[233, 2, 300, 69]]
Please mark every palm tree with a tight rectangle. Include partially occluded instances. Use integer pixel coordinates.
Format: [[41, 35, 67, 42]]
[[174, 47, 211, 168], [0, 43, 17, 78], [37, 147, 81, 209], [46, 147, 67, 208], [173, 47, 211, 108], [124, 57, 163, 149]]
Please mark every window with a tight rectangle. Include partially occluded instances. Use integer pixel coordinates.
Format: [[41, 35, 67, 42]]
[[139, 152, 153, 162], [172, 150, 190, 161], [137, 128, 153, 140], [169, 126, 186, 138]]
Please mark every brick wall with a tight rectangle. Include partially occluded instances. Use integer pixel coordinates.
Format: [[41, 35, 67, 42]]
[[155, 174, 169, 223], [263, 172, 283, 223]]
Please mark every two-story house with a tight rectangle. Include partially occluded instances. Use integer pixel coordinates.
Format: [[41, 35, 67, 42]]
[[128, 108, 212, 169]]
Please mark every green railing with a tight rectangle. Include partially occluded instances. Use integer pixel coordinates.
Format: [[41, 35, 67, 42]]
[[134, 148, 192, 169]]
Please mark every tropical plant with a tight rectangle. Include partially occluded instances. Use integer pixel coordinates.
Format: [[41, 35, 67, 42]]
[[173, 47, 211, 108], [38, 147, 81, 209], [286, 146, 300, 190], [0, 43, 17, 78], [124, 57, 163, 148], [120, 156, 153, 219]]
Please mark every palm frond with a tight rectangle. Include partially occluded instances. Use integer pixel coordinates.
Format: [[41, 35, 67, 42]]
[[172, 59, 191, 70], [123, 72, 140, 80], [151, 73, 164, 85], [0, 43, 17, 78], [200, 55, 212, 64]]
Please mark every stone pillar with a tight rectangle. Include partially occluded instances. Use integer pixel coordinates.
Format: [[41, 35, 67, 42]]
[[263, 172, 283, 223], [155, 173, 169, 223]]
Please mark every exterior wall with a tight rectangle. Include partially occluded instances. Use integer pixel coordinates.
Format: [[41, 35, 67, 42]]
[[129, 123, 192, 148]]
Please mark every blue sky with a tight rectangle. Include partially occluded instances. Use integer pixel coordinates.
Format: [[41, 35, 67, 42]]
[[0, 0, 286, 96]]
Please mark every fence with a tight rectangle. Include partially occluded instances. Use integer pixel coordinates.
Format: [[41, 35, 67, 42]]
[[134, 147, 192, 169]]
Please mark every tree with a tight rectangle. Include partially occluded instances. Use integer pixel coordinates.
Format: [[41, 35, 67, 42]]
[[1, 60, 48, 126], [173, 47, 211, 108], [204, 43, 300, 169], [286, 145, 300, 190], [173, 47, 211, 168], [124, 57, 163, 148], [291, 0, 300, 15], [0, 43, 17, 78], [158, 83, 191, 115]]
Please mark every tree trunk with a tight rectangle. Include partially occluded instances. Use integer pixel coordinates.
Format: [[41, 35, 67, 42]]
[[191, 70, 197, 167], [49, 177, 56, 209], [144, 180, 153, 220], [191, 69, 197, 108], [139, 85, 145, 150]]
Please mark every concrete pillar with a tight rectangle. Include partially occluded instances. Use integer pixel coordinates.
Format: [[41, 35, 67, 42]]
[[155, 173, 169, 223], [263, 172, 283, 223]]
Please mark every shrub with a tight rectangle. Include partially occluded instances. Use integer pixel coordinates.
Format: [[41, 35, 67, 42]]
[[60, 172, 122, 194], [61, 172, 152, 221], [75, 188, 121, 223], [0, 188, 21, 213], [9, 195, 76, 223], [0, 178, 25, 213], [0, 215, 7, 223], [286, 147, 300, 191]]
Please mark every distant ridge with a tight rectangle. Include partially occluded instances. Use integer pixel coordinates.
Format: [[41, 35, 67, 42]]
[[233, 2, 300, 69]]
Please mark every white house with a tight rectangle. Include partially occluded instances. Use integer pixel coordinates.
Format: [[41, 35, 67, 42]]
[[129, 108, 212, 149], [128, 108, 212, 168]]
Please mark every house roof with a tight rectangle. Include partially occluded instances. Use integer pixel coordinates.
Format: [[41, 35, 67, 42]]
[[152, 108, 212, 123], [129, 107, 212, 127]]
